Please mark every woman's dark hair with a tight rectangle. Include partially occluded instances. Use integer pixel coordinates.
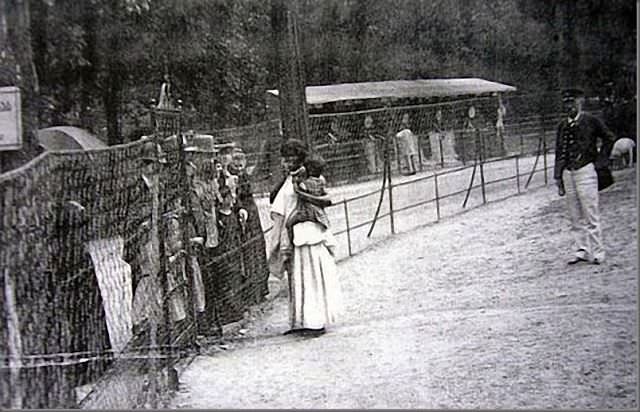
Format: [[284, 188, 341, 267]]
[[280, 138, 308, 164], [304, 154, 326, 178]]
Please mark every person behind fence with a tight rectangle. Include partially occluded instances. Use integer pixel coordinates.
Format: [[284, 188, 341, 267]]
[[228, 147, 270, 304], [183, 159, 210, 325], [284, 154, 334, 256], [128, 141, 165, 338], [267, 139, 342, 337], [554, 87, 616, 265], [204, 185, 248, 328], [163, 196, 189, 324], [363, 115, 384, 174], [218, 144, 239, 198], [395, 113, 419, 175], [496, 95, 507, 155]]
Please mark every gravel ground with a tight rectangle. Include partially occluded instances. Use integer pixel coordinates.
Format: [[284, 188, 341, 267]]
[[169, 167, 637, 409]]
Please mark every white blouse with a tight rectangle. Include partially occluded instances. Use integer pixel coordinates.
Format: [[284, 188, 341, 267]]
[[271, 174, 336, 248], [270, 175, 297, 221]]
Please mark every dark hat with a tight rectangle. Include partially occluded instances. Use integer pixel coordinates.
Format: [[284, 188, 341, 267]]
[[562, 88, 584, 99]]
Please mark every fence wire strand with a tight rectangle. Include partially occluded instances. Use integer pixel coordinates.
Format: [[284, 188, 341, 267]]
[[1, 91, 563, 408]]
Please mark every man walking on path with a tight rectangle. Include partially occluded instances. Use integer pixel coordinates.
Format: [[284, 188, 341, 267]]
[[554, 88, 616, 265]]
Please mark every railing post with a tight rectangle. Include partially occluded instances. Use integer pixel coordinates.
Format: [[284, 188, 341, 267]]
[[417, 133, 423, 172], [386, 140, 395, 235], [479, 160, 486, 204], [343, 199, 352, 257], [515, 155, 521, 194], [542, 127, 548, 185], [434, 173, 441, 221], [460, 129, 467, 166], [519, 123, 524, 156]]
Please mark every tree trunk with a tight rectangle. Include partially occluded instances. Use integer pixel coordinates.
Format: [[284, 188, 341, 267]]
[[104, 68, 122, 146], [557, 0, 581, 89], [271, 0, 310, 146], [103, 1, 123, 146], [0, 0, 42, 173], [80, 3, 98, 133]]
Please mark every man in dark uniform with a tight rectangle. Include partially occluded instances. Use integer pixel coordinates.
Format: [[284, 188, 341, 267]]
[[554, 88, 616, 265]]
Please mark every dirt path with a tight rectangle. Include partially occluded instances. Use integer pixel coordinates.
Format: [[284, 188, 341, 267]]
[[169, 168, 637, 409]]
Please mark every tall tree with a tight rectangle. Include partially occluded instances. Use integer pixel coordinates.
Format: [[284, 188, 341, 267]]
[[271, 0, 310, 144], [0, 0, 42, 172]]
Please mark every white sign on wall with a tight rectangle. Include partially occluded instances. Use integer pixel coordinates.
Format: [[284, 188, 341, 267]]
[[0, 86, 22, 151]]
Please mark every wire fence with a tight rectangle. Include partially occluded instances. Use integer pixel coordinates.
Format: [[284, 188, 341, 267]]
[[1, 90, 564, 409], [219, 92, 563, 195], [0, 107, 271, 409]]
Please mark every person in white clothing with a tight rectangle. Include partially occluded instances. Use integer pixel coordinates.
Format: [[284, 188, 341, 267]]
[[396, 113, 419, 175], [267, 139, 343, 336]]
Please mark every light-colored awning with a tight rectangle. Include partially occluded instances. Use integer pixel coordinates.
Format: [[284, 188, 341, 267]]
[[267, 78, 516, 106], [36, 126, 107, 151]]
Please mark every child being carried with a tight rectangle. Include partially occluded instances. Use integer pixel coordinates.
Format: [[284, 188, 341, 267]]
[[284, 154, 334, 255]]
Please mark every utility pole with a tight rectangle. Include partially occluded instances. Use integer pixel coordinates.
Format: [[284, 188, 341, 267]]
[[271, 0, 310, 147]]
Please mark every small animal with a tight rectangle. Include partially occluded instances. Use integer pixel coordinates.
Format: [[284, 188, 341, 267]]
[[610, 137, 636, 168]]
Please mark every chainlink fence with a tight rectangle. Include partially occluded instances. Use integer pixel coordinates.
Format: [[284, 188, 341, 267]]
[[221, 92, 563, 194], [0, 107, 272, 409], [2, 90, 569, 408]]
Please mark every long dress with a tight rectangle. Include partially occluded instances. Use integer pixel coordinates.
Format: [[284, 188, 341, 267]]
[[230, 166, 270, 304], [204, 208, 246, 326], [270, 175, 343, 330]]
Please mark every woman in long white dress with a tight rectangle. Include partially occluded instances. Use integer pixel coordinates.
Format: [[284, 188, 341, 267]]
[[267, 139, 343, 336]]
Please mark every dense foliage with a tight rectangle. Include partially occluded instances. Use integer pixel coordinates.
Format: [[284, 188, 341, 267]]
[[3, 0, 637, 148]]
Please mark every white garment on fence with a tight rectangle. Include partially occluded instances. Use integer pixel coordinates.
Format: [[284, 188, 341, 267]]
[[86, 237, 133, 354]]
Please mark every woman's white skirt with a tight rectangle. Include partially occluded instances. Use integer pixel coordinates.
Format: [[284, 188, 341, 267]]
[[288, 239, 343, 330]]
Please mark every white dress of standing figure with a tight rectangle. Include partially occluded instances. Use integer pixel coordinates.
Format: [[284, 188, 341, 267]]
[[157, 75, 172, 109]]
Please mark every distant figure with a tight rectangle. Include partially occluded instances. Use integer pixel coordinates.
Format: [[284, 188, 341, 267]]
[[395, 113, 418, 175], [496, 95, 507, 154], [610, 137, 636, 168], [157, 74, 173, 109], [465, 105, 485, 161], [429, 108, 453, 167], [363, 115, 384, 174], [327, 120, 342, 145]]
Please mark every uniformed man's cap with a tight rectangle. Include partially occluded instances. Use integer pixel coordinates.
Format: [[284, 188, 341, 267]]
[[562, 88, 584, 100]]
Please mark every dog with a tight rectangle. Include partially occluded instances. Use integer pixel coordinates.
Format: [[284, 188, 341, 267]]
[[610, 137, 636, 168]]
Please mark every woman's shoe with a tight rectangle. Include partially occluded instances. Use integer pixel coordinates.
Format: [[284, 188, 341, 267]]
[[300, 327, 326, 337]]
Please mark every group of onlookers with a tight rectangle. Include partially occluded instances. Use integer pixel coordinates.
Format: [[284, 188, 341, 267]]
[[128, 140, 269, 340]]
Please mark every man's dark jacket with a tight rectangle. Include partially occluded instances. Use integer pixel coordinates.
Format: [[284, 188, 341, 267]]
[[553, 112, 616, 180]]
